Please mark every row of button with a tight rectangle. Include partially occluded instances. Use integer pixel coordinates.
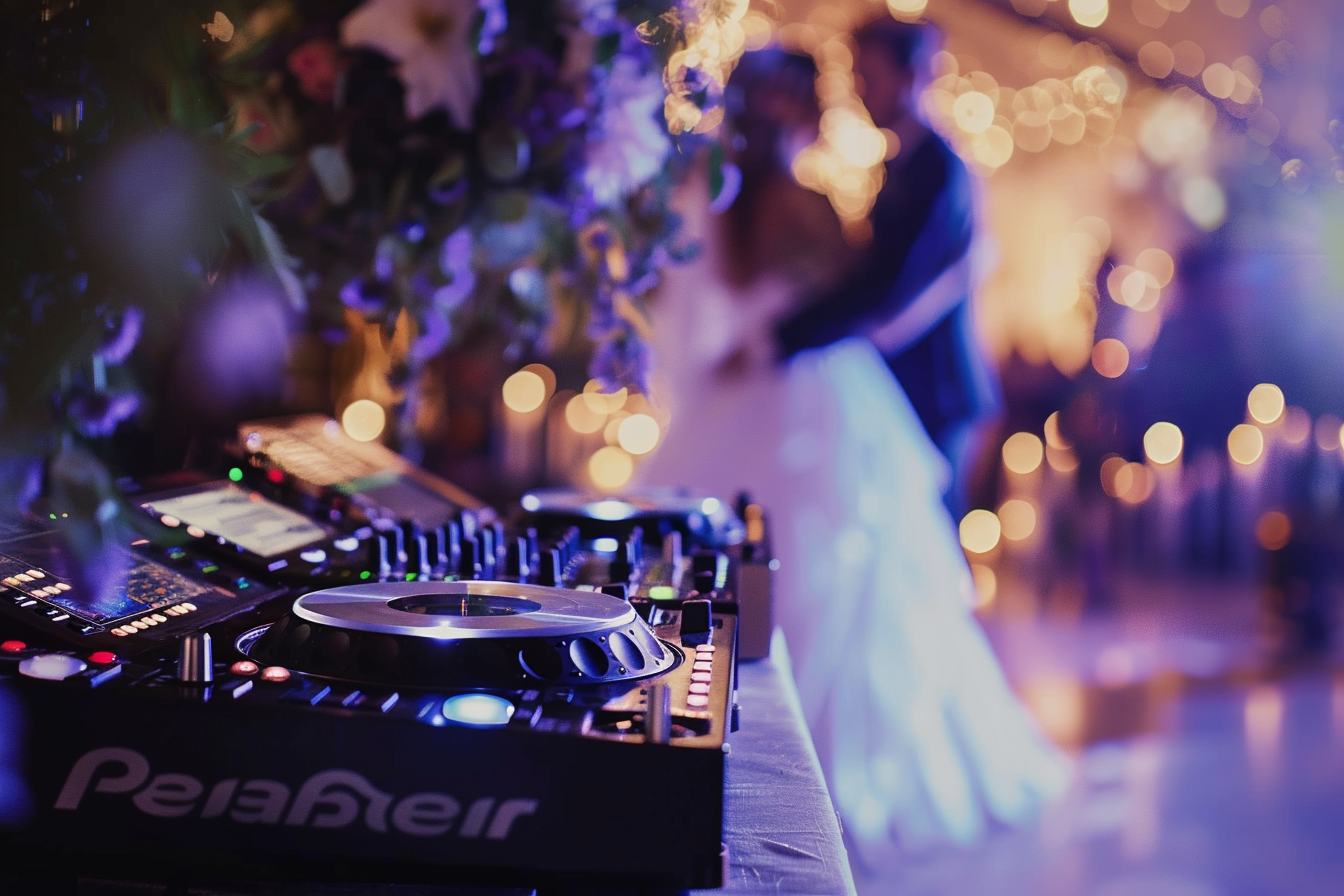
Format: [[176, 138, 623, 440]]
[[108, 602, 200, 637], [686, 643, 716, 709], [3, 568, 52, 586]]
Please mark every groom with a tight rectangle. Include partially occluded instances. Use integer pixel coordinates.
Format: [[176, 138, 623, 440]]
[[772, 17, 1000, 515]]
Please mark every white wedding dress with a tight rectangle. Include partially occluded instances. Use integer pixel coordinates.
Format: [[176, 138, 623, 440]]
[[636, 181, 1069, 883]]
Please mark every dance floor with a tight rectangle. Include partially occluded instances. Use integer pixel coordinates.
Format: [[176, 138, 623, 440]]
[[869, 570, 1344, 896]]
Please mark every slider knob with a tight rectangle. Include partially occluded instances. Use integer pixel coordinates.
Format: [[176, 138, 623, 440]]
[[679, 598, 713, 636], [537, 548, 563, 587], [458, 535, 483, 580], [369, 532, 393, 580], [177, 632, 214, 684], [505, 536, 531, 581]]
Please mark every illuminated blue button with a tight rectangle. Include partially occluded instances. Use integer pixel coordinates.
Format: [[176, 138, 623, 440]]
[[441, 693, 515, 727], [592, 537, 619, 554], [300, 549, 328, 564], [333, 537, 360, 552]]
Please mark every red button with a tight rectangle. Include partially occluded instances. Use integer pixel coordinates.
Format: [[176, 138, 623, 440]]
[[1, 640, 25, 653], [88, 651, 118, 665]]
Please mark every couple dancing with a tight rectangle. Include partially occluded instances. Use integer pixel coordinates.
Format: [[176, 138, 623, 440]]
[[638, 18, 1069, 884]]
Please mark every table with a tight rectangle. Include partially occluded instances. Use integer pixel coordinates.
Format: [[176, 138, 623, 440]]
[[701, 629, 856, 896]]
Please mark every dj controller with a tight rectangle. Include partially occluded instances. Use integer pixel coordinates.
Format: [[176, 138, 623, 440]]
[[0, 416, 774, 894]]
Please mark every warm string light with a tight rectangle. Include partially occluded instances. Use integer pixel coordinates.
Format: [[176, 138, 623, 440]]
[[789, 32, 888, 237], [923, 53, 1127, 175], [662, 0, 751, 136]]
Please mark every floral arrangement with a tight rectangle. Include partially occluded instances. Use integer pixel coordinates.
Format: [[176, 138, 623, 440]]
[[0, 0, 748, 535], [226, 0, 752, 459]]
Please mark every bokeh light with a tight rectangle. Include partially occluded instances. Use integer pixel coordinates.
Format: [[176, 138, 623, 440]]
[[341, 399, 386, 443], [1092, 338, 1130, 378], [887, 0, 929, 16], [603, 412, 629, 446], [1282, 406, 1311, 445], [1247, 383, 1285, 425], [588, 446, 634, 490], [1315, 414, 1342, 451], [1100, 454, 1127, 497], [1255, 510, 1291, 551], [1116, 462, 1155, 505], [960, 509, 1002, 554], [1202, 63, 1236, 99], [952, 92, 996, 134], [998, 498, 1038, 541], [1136, 247, 1175, 286], [616, 413, 660, 455], [1260, 5, 1289, 38], [1171, 40, 1206, 77], [1003, 432, 1045, 474], [1138, 41, 1175, 79], [565, 394, 607, 434], [969, 563, 997, 609], [502, 369, 547, 413], [1047, 443, 1080, 473], [1044, 411, 1073, 450], [1144, 421, 1184, 465], [1069, 0, 1109, 28], [1228, 423, 1265, 465], [1181, 175, 1227, 230], [581, 380, 627, 414]]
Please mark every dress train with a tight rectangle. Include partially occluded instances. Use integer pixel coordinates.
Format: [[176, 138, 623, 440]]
[[638, 335, 1070, 875]]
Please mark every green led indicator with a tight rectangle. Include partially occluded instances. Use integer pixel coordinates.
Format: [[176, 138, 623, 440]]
[[201, 565, 219, 574], [405, 573, 418, 581], [649, 585, 678, 601], [360, 570, 372, 580], [228, 467, 244, 482], [49, 513, 57, 520]]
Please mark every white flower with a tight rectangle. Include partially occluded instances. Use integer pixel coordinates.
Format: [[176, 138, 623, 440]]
[[583, 56, 672, 207], [340, 0, 480, 129]]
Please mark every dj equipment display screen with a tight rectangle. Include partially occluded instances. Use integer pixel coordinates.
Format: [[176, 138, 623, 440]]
[[142, 485, 326, 558], [340, 472, 458, 529], [0, 533, 210, 625]]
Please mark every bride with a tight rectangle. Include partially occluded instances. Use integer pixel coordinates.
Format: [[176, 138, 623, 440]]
[[637, 46, 1069, 882]]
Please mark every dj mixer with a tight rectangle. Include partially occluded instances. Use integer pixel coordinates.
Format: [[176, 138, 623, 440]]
[[0, 417, 774, 893]]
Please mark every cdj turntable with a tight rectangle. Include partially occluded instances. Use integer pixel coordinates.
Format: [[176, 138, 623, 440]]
[[0, 438, 769, 893]]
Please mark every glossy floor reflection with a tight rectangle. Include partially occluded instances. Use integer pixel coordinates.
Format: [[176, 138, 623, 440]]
[[864, 570, 1344, 896]]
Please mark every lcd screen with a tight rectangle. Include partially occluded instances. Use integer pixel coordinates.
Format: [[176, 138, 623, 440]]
[[0, 532, 210, 625], [143, 485, 326, 558]]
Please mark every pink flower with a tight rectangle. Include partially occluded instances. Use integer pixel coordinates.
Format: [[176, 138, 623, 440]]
[[341, 0, 481, 129]]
